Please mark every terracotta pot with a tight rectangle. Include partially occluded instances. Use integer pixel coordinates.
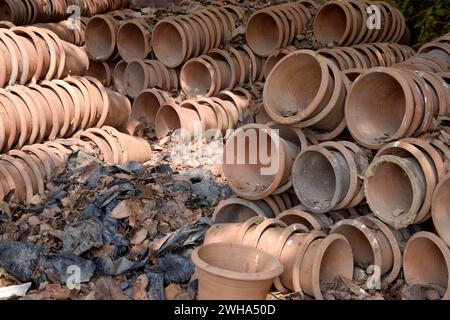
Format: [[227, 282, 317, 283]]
[[103, 87, 131, 128], [298, 233, 354, 299], [204, 222, 244, 245], [132, 88, 172, 127], [180, 100, 217, 132], [345, 68, 415, 149], [117, 19, 152, 63], [154, 102, 202, 140], [292, 145, 350, 213], [124, 59, 150, 98], [263, 47, 295, 79], [152, 17, 188, 68], [192, 243, 283, 300], [180, 57, 217, 97], [365, 155, 426, 229], [263, 50, 333, 124], [314, 1, 353, 46], [213, 197, 275, 223], [222, 123, 298, 200], [86, 60, 113, 87], [403, 232, 450, 300], [432, 174, 450, 247], [85, 14, 119, 61], [8, 150, 45, 196]]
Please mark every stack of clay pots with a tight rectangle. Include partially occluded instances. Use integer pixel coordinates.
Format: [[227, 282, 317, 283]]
[[364, 138, 449, 229], [86, 60, 115, 87], [222, 123, 312, 201], [180, 46, 265, 97], [123, 59, 178, 98], [0, 76, 132, 152], [204, 216, 354, 300], [0, 0, 127, 25], [86, 9, 137, 61], [403, 232, 450, 299], [0, 27, 89, 87], [292, 140, 370, 213], [396, 34, 450, 73], [345, 68, 449, 149], [34, 17, 89, 46], [152, 5, 245, 68], [132, 88, 174, 127], [318, 43, 415, 71], [264, 50, 349, 140], [314, 0, 409, 46], [213, 192, 300, 223], [245, 1, 317, 57], [0, 126, 152, 203], [155, 88, 252, 139]]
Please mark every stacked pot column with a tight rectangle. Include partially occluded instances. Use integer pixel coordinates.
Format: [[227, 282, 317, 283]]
[[204, 216, 354, 300], [245, 1, 317, 57], [154, 89, 253, 139], [313, 0, 409, 46], [264, 50, 349, 140], [0, 127, 152, 203], [152, 5, 245, 68], [180, 46, 265, 97]]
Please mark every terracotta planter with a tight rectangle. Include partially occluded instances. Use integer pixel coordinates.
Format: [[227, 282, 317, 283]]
[[180, 100, 217, 132], [117, 19, 152, 63], [192, 243, 283, 300], [85, 14, 119, 61], [345, 68, 415, 149], [180, 57, 217, 97], [403, 232, 450, 300], [152, 18, 188, 68], [86, 60, 113, 87], [222, 124, 298, 200], [264, 50, 333, 124], [103, 87, 131, 128], [213, 197, 275, 223], [365, 155, 426, 229], [432, 174, 450, 247], [263, 47, 295, 79], [154, 102, 202, 140], [132, 88, 172, 127]]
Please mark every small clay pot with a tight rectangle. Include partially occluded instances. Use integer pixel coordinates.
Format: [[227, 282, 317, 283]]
[[154, 102, 202, 140], [117, 19, 152, 63], [132, 88, 172, 127], [192, 243, 283, 300], [85, 14, 119, 61], [213, 197, 275, 223]]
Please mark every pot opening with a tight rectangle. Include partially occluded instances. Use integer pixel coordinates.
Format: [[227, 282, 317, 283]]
[[334, 225, 375, 268], [86, 17, 113, 59], [318, 237, 353, 289], [153, 22, 183, 66], [125, 61, 146, 96], [314, 4, 348, 43], [366, 161, 414, 221], [347, 72, 406, 145], [86, 61, 108, 85], [132, 91, 161, 126], [113, 61, 127, 92], [181, 60, 213, 96], [118, 22, 147, 61], [155, 105, 181, 139], [247, 12, 281, 56], [405, 237, 448, 292]]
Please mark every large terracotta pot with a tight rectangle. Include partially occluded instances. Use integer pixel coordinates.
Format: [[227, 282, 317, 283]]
[[192, 243, 283, 300]]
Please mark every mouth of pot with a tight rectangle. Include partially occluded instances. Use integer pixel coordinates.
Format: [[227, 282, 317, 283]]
[[118, 22, 148, 62], [152, 21, 184, 67], [181, 59, 213, 96], [246, 11, 281, 57], [86, 16, 115, 60], [314, 3, 348, 44], [155, 104, 181, 139]]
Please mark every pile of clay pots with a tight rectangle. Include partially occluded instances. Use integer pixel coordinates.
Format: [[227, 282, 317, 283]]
[[34, 17, 89, 46], [345, 68, 449, 149], [245, 1, 317, 57], [154, 88, 252, 139], [180, 46, 265, 97], [364, 137, 449, 229], [0, 0, 127, 25], [292, 140, 370, 213], [263, 50, 349, 140], [123, 59, 178, 98], [314, 0, 409, 46], [152, 5, 245, 68], [0, 27, 89, 87], [203, 216, 354, 300], [85, 9, 137, 61], [0, 76, 132, 152], [0, 125, 151, 203]]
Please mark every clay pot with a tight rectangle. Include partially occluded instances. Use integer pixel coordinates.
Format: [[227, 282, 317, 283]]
[[117, 19, 152, 63], [132, 88, 172, 127], [213, 197, 276, 223], [223, 124, 298, 200], [152, 18, 188, 68], [432, 174, 450, 246], [365, 155, 426, 229], [103, 87, 131, 128], [192, 243, 283, 300], [180, 57, 217, 97], [345, 68, 415, 149], [292, 145, 350, 213], [85, 14, 119, 61], [277, 206, 334, 231], [154, 102, 202, 140], [298, 233, 354, 299], [113, 60, 127, 95], [86, 60, 114, 87], [263, 47, 295, 79], [403, 232, 450, 299], [264, 50, 333, 124]]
